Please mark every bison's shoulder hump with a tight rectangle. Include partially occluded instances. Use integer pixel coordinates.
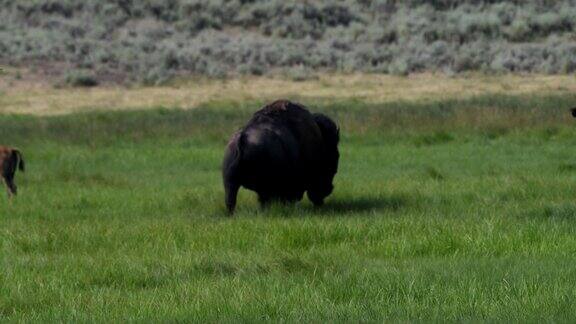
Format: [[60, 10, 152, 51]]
[[255, 100, 311, 118]]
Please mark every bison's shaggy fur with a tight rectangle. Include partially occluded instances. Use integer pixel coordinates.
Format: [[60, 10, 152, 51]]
[[0, 146, 25, 200], [223, 100, 339, 214]]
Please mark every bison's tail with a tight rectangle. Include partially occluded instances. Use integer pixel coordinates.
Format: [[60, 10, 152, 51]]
[[13, 149, 25, 172], [223, 132, 244, 214], [225, 132, 244, 174]]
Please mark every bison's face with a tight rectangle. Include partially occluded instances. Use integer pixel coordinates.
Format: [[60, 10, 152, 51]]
[[308, 112, 340, 205], [571, 108, 576, 118], [308, 149, 339, 205]]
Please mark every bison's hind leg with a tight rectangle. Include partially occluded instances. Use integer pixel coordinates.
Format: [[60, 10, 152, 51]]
[[5, 174, 16, 197], [224, 181, 240, 215], [8, 181, 17, 196], [2, 175, 16, 201]]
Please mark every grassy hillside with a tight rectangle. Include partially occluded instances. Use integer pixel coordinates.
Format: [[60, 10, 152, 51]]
[[2, 94, 576, 321], [1, 0, 576, 84]]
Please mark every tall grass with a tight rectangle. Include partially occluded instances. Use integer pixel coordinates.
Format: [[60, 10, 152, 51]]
[[1, 93, 575, 145]]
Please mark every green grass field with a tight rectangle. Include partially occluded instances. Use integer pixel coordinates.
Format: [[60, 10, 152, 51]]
[[2, 93, 576, 321]]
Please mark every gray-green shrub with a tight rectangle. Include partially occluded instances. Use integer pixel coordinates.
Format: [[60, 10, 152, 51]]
[[2, 0, 576, 83]]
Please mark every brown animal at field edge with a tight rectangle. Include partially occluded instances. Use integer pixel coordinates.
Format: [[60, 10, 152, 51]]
[[0, 146, 25, 200]]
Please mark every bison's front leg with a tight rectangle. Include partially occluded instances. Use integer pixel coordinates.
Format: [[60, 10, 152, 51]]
[[307, 182, 333, 207], [258, 193, 271, 208], [307, 192, 324, 206]]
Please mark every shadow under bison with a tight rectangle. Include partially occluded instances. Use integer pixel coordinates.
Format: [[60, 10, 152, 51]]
[[223, 100, 340, 214]]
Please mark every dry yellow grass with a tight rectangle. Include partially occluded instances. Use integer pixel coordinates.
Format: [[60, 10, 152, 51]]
[[1, 72, 576, 115]]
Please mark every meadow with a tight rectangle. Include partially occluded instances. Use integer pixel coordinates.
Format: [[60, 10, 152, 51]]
[[2, 79, 576, 321]]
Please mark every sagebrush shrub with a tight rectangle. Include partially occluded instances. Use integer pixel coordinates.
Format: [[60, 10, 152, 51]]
[[2, 0, 576, 84]]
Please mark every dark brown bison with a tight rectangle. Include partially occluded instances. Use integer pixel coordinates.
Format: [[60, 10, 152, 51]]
[[0, 146, 25, 200], [223, 100, 340, 214], [572, 107, 576, 118]]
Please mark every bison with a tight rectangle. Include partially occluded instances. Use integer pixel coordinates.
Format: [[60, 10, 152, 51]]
[[223, 100, 339, 214], [0, 146, 25, 200]]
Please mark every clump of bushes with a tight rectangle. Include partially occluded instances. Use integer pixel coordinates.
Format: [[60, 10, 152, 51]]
[[1, 0, 576, 84]]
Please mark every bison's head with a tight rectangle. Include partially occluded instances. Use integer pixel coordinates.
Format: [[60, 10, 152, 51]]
[[308, 113, 340, 205], [571, 107, 576, 118]]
